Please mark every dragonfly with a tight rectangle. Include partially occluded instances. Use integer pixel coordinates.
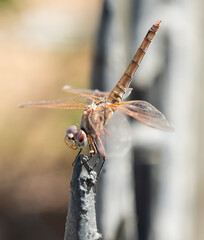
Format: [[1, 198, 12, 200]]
[[20, 21, 172, 173]]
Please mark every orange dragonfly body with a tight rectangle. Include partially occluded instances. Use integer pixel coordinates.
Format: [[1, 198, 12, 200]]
[[20, 21, 172, 169]]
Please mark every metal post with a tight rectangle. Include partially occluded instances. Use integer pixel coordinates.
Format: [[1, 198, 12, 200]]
[[64, 155, 102, 240]]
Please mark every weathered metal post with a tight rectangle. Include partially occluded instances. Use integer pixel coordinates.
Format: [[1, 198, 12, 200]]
[[64, 155, 102, 240]]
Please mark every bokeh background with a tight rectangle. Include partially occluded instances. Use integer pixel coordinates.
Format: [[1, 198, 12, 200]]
[[0, 0, 203, 240], [0, 0, 102, 239]]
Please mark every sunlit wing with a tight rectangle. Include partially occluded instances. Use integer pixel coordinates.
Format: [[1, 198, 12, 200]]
[[19, 86, 133, 110], [112, 100, 173, 131], [62, 85, 106, 101], [19, 97, 86, 110], [62, 85, 133, 101]]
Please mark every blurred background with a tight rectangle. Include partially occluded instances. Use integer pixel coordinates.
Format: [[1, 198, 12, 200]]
[[0, 0, 203, 240]]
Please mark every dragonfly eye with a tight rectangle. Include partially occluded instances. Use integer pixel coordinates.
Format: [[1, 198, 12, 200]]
[[74, 130, 87, 147], [64, 126, 78, 150], [65, 125, 77, 136]]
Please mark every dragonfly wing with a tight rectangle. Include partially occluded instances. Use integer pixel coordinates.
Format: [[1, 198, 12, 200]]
[[62, 85, 108, 101], [115, 100, 173, 131], [62, 85, 133, 101], [99, 111, 132, 156], [19, 96, 86, 110], [19, 85, 132, 110]]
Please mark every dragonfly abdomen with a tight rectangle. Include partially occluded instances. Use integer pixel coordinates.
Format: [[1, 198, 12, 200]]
[[107, 21, 161, 104]]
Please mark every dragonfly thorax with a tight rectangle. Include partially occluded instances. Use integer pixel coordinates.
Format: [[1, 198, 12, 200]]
[[80, 101, 113, 137]]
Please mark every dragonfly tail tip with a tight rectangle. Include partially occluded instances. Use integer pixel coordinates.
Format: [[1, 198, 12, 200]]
[[155, 20, 162, 27]]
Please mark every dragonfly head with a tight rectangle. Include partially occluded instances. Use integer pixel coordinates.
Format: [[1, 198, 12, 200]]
[[64, 125, 87, 150]]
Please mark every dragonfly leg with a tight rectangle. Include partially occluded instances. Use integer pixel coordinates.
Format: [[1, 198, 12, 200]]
[[78, 140, 105, 177], [72, 148, 82, 166], [97, 156, 106, 178], [91, 141, 106, 177], [85, 140, 97, 161], [90, 141, 97, 157], [91, 141, 100, 169], [79, 141, 96, 171], [81, 157, 94, 172]]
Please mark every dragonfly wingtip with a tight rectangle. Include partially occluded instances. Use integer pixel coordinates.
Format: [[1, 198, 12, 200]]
[[18, 104, 24, 108]]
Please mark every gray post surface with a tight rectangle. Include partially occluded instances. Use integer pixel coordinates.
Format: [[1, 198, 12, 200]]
[[64, 155, 102, 240]]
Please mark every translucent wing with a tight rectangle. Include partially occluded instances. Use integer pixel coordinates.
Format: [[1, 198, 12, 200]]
[[19, 87, 106, 110], [62, 85, 106, 101], [62, 85, 133, 100], [19, 86, 133, 110], [113, 100, 173, 131], [19, 97, 86, 110], [99, 111, 132, 156]]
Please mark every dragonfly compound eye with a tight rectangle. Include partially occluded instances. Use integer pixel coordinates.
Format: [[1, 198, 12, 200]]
[[74, 130, 87, 148], [65, 125, 77, 136], [64, 125, 78, 150]]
